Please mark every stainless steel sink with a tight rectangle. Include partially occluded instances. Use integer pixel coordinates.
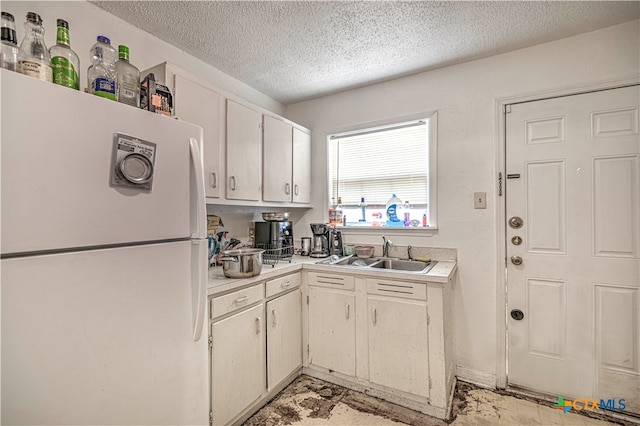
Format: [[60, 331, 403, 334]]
[[333, 256, 380, 266], [369, 258, 435, 273], [326, 256, 436, 274]]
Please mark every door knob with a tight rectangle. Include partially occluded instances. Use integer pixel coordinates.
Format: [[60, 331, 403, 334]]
[[511, 236, 522, 245], [511, 255, 523, 265], [510, 309, 525, 321], [509, 216, 523, 229]]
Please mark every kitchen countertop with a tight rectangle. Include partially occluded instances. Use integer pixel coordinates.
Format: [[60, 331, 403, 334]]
[[208, 255, 457, 297]]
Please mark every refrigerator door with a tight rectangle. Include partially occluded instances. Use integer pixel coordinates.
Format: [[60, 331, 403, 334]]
[[1, 70, 204, 256], [1, 242, 208, 425]]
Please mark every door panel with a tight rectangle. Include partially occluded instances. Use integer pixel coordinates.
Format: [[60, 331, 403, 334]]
[[506, 85, 639, 413]]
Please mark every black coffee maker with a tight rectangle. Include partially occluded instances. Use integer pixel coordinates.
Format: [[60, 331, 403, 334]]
[[309, 223, 330, 258], [329, 227, 343, 257]]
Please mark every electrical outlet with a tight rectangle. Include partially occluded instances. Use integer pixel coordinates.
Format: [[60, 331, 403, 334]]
[[474, 192, 487, 209]]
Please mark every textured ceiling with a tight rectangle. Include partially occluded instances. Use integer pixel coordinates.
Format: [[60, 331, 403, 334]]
[[92, 1, 640, 105]]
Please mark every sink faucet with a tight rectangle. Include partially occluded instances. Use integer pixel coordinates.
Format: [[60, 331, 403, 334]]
[[382, 236, 393, 257], [407, 245, 413, 260]]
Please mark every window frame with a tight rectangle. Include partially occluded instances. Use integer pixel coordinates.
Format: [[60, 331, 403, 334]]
[[325, 111, 438, 234]]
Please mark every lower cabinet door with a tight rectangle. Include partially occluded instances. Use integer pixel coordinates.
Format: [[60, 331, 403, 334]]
[[368, 295, 430, 398], [267, 289, 302, 390], [211, 304, 265, 426], [308, 287, 356, 376]]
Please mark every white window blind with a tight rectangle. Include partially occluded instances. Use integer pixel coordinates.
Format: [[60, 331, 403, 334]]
[[329, 119, 429, 207]]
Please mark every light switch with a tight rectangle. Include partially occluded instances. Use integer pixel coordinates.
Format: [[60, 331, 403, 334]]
[[474, 192, 487, 209]]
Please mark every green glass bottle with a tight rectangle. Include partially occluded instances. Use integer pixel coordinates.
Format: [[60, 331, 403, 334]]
[[49, 19, 79, 89]]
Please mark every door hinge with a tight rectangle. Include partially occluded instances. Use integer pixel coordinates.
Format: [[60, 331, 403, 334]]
[[209, 411, 213, 426], [427, 313, 430, 326], [208, 335, 213, 349], [504, 104, 512, 113], [306, 295, 309, 305], [498, 172, 503, 197], [429, 378, 433, 389], [307, 344, 310, 355]]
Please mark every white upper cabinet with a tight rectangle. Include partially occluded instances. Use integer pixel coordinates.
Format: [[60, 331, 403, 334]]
[[292, 128, 311, 204], [143, 62, 311, 206], [263, 115, 293, 202], [174, 75, 224, 198], [226, 99, 262, 201], [263, 116, 312, 204]]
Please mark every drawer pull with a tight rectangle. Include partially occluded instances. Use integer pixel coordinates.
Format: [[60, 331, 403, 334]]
[[234, 296, 248, 305], [281, 281, 291, 288]]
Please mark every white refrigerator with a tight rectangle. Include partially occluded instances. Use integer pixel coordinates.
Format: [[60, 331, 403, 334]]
[[1, 70, 209, 424]]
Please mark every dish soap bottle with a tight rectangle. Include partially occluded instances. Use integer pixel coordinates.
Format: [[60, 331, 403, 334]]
[[385, 194, 404, 227]]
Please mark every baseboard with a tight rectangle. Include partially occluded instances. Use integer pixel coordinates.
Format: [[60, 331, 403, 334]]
[[455, 365, 496, 389]]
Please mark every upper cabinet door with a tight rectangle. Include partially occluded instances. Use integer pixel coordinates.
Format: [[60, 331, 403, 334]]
[[174, 75, 224, 199], [226, 99, 262, 201], [263, 115, 293, 202], [292, 128, 311, 204]]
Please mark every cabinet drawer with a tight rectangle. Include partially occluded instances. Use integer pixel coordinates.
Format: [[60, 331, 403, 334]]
[[366, 278, 426, 300], [211, 283, 264, 320], [307, 271, 355, 290], [266, 273, 301, 298]]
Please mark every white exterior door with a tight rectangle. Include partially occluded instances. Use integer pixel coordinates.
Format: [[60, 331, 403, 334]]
[[506, 86, 639, 413]]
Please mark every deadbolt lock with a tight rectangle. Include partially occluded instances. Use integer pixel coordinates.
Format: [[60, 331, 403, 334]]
[[511, 236, 522, 245], [511, 255, 523, 266], [510, 309, 525, 321], [509, 216, 523, 229]]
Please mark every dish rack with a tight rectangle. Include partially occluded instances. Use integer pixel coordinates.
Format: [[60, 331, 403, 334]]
[[255, 243, 294, 267]]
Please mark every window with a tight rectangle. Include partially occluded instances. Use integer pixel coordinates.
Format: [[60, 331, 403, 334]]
[[328, 112, 437, 229]]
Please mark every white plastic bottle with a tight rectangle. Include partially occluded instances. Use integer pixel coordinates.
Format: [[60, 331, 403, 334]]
[[88, 35, 117, 101], [385, 194, 404, 227]]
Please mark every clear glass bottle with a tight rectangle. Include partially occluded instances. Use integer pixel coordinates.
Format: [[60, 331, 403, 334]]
[[17, 12, 52, 82], [49, 19, 79, 90], [88, 35, 117, 100], [358, 197, 367, 223], [335, 197, 344, 226], [115, 45, 140, 107], [1, 12, 19, 71], [403, 200, 411, 227]]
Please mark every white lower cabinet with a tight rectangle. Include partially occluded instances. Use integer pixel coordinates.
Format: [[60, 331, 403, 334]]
[[267, 288, 302, 390], [367, 281, 429, 398], [307, 272, 356, 377], [308, 286, 356, 376], [211, 303, 265, 426], [210, 273, 302, 425], [305, 271, 454, 420]]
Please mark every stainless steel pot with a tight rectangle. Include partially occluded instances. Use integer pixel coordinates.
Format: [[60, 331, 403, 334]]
[[220, 248, 264, 278]]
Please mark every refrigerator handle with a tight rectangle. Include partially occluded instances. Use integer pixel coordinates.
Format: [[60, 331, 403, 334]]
[[191, 239, 207, 342], [189, 137, 207, 239]]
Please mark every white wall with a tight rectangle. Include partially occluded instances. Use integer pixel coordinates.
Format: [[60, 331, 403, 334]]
[[2, 1, 285, 115], [285, 20, 640, 386]]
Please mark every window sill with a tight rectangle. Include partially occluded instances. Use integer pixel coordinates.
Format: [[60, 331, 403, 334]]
[[337, 225, 438, 237]]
